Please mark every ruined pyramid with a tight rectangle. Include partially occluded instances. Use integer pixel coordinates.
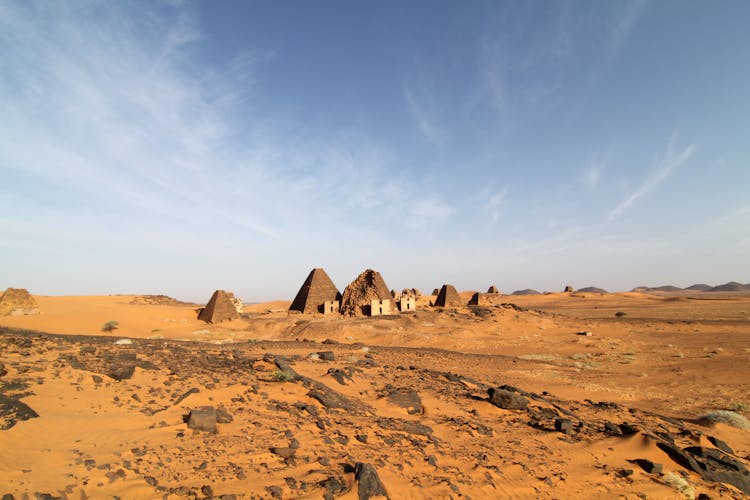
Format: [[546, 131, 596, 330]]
[[289, 268, 341, 314], [0, 288, 39, 316], [197, 290, 240, 324], [434, 284, 463, 308], [340, 269, 392, 316], [487, 285, 499, 294]]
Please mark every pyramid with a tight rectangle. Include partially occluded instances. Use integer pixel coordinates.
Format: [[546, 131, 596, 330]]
[[0, 288, 40, 316], [340, 269, 392, 316], [434, 284, 463, 308], [198, 290, 240, 323], [289, 268, 341, 314], [487, 285, 499, 294]]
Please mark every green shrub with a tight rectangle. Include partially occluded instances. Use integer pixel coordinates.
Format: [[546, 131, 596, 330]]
[[101, 320, 119, 332]]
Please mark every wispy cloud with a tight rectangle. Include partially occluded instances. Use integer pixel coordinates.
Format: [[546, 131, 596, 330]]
[[404, 87, 441, 143], [583, 151, 612, 190], [607, 134, 697, 222], [610, 0, 649, 52], [485, 187, 508, 224]]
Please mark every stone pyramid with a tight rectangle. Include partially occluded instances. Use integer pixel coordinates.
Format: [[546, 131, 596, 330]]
[[340, 269, 392, 316], [434, 284, 463, 308], [487, 285, 499, 294], [0, 288, 40, 316], [198, 290, 240, 324], [289, 268, 341, 314]]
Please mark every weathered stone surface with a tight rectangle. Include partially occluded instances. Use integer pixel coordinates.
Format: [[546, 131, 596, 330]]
[[317, 351, 335, 361], [708, 435, 734, 455], [0, 288, 39, 316], [468, 292, 502, 306], [185, 408, 217, 433], [197, 290, 239, 324], [487, 388, 528, 410], [289, 268, 341, 314], [434, 284, 462, 308], [340, 269, 393, 316], [658, 442, 750, 494], [354, 463, 389, 500], [554, 418, 573, 434]]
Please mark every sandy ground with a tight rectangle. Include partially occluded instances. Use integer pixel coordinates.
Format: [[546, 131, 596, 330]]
[[1, 291, 749, 498]]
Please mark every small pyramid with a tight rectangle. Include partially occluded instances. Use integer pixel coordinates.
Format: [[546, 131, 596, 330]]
[[434, 284, 462, 308], [563, 285, 574, 293], [340, 269, 392, 316], [198, 290, 240, 324], [289, 268, 341, 314], [0, 288, 39, 316], [487, 285, 499, 294], [431, 288, 440, 296]]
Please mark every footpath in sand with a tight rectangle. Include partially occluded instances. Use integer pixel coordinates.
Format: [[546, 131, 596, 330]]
[[1, 291, 749, 498]]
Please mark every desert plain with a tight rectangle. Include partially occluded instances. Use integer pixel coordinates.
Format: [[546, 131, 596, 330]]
[[1, 287, 750, 499]]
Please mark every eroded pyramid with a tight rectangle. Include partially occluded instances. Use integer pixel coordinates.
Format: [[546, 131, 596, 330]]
[[0, 288, 39, 316], [434, 284, 463, 308], [198, 290, 240, 324], [340, 269, 392, 316], [289, 268, 341, 314]]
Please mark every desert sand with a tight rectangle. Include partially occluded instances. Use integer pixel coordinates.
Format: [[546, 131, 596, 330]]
[[1, 290, 750, 498]]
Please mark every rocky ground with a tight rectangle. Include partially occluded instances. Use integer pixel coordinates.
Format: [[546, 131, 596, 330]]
[[1, 320, 749, 499]]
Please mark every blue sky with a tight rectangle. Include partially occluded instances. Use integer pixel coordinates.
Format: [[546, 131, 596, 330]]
[[1, 1, 749, 301]]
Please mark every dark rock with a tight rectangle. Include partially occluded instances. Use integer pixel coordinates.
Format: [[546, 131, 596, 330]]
[[355, 434, 368, 443], [320, 476, 348, 500], [658, 442, 750, 494], [265, 486, 283, 499], [617, 468, 634, 478], [270, 447, 296, 460], [107, 352, 137, 381], [632, 459, 663, 474], [384, 387, 423, 415], [184, 408, 217, 433], [316, 351, 335, 361], [216, 407, 233, 424], [708, 436, 734, 455], [0, 364, 7, 378], [322, 339, 339, 344], [201, 485, 213, 497], [354, 463, 389, 500], [619, 423, 639, 436], [604, 421, 622, 436], [2, 494, 14, 500], [91, 375, 103, 384], [172, 387, 199, 406], [0, 393, 39, 430], [327, 368, 352, 385], [376, 418, 432, 437], [487, 388, 528, 410], [554, 418, 573, 434]]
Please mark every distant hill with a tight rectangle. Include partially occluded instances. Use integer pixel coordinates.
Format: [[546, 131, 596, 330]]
[[685, 284, 712, 291], [631, 285, 682, 292], [577, 287, 608, 293], [709, 281, 750, 292], [511, 289, 540, 296]]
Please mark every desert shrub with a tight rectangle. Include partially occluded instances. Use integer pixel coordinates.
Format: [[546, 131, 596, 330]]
[[726, 401, 749, 412], [697, 410, 750, 430], [101, 320, 119, 332], [614, 311, 627, 318], [272, 369, 293, 382]]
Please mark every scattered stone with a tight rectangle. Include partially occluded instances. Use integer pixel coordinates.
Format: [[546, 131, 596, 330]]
[[604, 421, 622, 436], [316, 351, 335, 361], [265, 486, 283, 499], [320, 476, 348, 500], [708, 436, 734, 455], [554, 418, 573, 434], [576, 331, 593, 337], [184, 408, 217, 433], [91, 375, 103, 384], [106, 352, 137, 381], [270, 447, 296, 460], [487, 388, 528, 410], [632, 459, 663, 474], [354, 463, 389, 500], [377, 418, 432, 437], [619, 423, 639, 436]]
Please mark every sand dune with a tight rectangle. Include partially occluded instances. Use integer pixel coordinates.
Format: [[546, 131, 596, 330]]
[[1, 292, 750, 498]]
